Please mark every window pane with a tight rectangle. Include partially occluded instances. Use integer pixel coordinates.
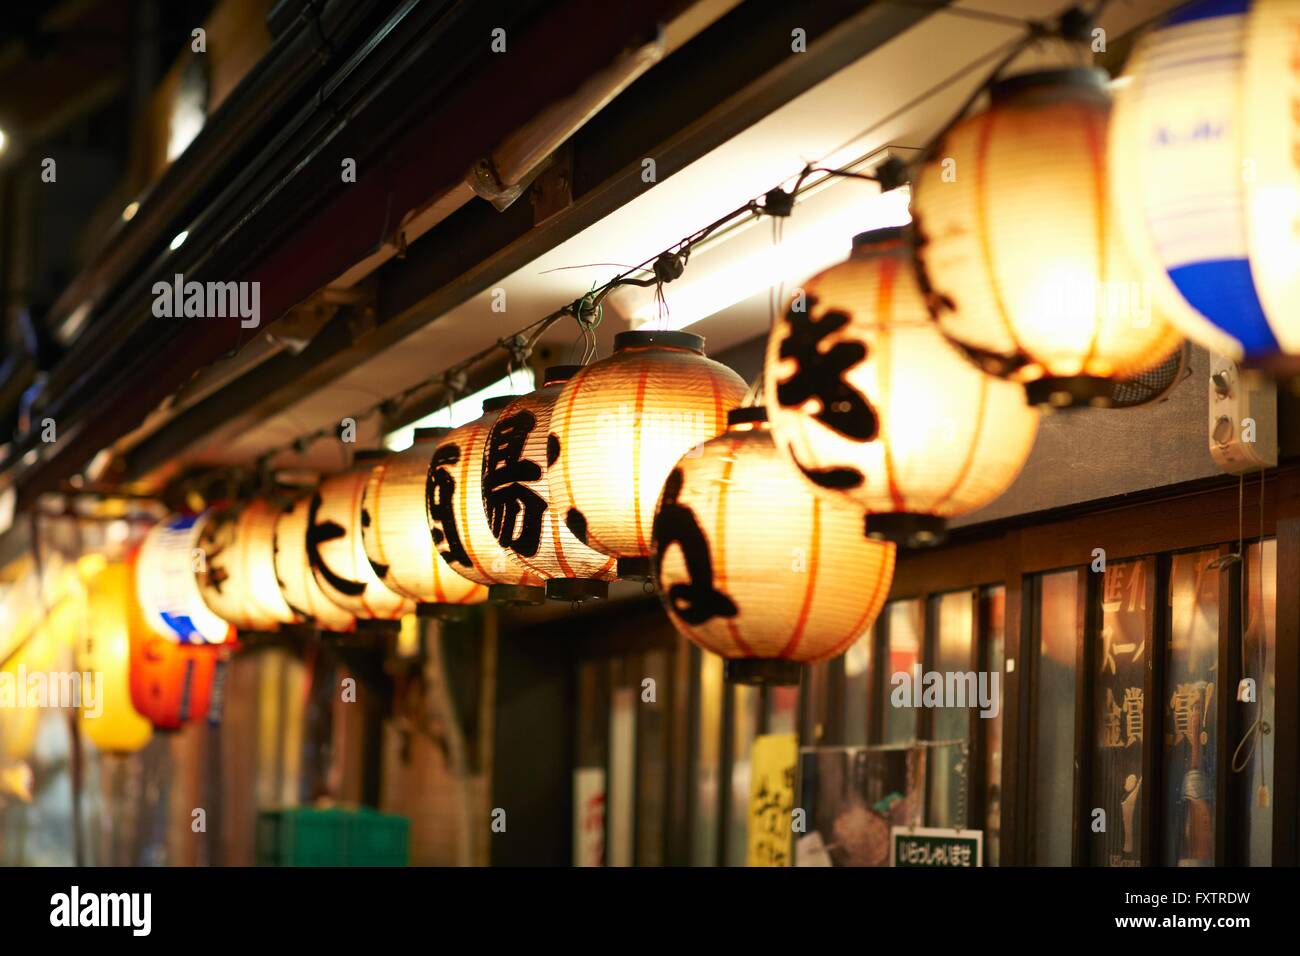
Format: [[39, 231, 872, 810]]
[[607, 686, 638, 867], [928, 591, 973, 828], [1164, 549, 1218, 866], [727, 685, 761, 866], [983, 586, 1005, 866], [635, 650, 669, 867], [842, 628, 872, 747], [1243, 540, 1276, 865], [1092, 559, 1147, 866], [692, 651, 724, 865], [1035, 570, 1078, 865], [883, 600, 922, 745]]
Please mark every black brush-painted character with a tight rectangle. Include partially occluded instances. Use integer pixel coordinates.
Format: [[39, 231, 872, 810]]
[[653, 468, 737, 626], [482, 410, 546, 558], [198, 513, 235, 594], [306, 491, 365, 598], [776, 298, 879, 441], [427, 443, 472, 568]]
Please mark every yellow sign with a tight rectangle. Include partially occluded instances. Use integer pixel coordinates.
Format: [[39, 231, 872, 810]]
[[746, 733, 797, 867]]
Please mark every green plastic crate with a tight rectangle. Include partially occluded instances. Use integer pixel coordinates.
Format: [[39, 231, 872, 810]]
[[256, 807, 409, 867]]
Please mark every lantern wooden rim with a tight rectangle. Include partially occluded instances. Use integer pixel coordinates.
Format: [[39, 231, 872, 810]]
[[613, 330, 705, 353]]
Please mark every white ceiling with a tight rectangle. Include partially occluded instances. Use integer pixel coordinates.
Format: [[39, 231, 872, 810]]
[[178, 0, 1181, 473]]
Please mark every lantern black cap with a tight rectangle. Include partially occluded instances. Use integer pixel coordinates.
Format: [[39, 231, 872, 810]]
[[543, 364, 583, 385], [989, 67, 1107, 103], [614, 330, 705, 354], [482, 395, 516, 413], [852, 225, 909, 250], [413, 427, 449, 442], [352, 449, 388, 463], [727, 406, 768, 426]]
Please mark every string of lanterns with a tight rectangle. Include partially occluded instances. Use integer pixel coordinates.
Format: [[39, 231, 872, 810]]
[[16, 1, 1300, 702]]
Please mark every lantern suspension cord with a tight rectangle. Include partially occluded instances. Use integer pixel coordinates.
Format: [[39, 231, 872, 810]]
[[252, 6, 1108, 471]]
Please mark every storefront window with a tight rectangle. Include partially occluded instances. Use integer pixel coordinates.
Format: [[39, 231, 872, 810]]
[[1092, 559, 1147, 866], [692, 651, 723, 866], [1164, 549, 1218, 866], [983, 586, 1005, 866], [1243, 540, 1276, 865], [928, 591, 973, 828], [727, 685, 761, 866], [842, 629, 872, 747], [1035, 570, 1078, 865], [883, 600, 922, 745], [607, 685, 637, 867]]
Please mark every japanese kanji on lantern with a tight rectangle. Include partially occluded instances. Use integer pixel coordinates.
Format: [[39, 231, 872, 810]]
[[482, 367, 618, 602], [272, 494, 357, 632], [135, 513, 233, 644], [427, 398, 547, 605], [79, 561, 152, 754], [1110, 0, 1300, 370], [548, 330, 748, 580], [195, 499, 298, 631], [653, 407, 895, 685], [361, 427, 488, 615], [911, 67, 1183, 408], [308, 452, 416, 621], [765, 226, 1039, 545]]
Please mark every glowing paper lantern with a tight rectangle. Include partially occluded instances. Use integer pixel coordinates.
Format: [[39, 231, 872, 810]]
[[765, 227, 1039, 544], [272, 495, 357, 632], [1110, 0, 1300, 368], [79, 563, 152, 754], [308, 454, 416, 620], [196, 500, 297, 631], [136, 514, 233, 644], [482, 367, 619, 602], [653, 407, 895, 685], [549, 331, 748, 577], [361, 428, 488, 613], [428, 401, 546, 604], [912, 68, 1183, 407]]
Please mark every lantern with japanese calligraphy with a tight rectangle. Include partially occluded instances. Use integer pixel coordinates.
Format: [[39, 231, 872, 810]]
[[653, 407, 895, 685], [361, 428, 489, 615], [196, 499, 297, 631], [482, 367, 619, 602], [549, 331, 748, 579], [307, 453, 416, 621], [136, 513, 233, 644], [272, 495, 357, 632], [79, 562, 152, 754], [1109, 0, 1300, 369], [427, 400, 546, 605], [765, 227, 1039, 545], [911, 68, 1183, 407], [126, 553, 220, 730]]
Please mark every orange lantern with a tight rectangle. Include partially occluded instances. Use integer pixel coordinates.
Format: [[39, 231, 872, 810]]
[[483, 367, 618, 602], [549, 331, 748, 579], [361, 428, 488, 615], [309, 453, 416, 620], [653, 407, 895, 685], [428, 400, 547, 605], [272, 495, 357, 632]]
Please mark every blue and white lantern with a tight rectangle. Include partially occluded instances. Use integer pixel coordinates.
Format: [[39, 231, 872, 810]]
[[136, 513, 232, 644], [1110, 0, 1300, 366]]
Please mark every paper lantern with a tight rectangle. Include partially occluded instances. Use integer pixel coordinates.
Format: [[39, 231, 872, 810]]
[[912, 68, 1183, 407], [78, 563, 152, 754], [308, 453, 416, 620], [549, 331, 748, 577], [1110, 0, 1300, 368], [196, 499, 297, 631], [653, 407, 895, 685], [135, 514, 233, 644], [482, 367, 619, 602], [428, 401, 547, 604], [272, 494, 357, 631], [0, 575, 59, 765], [361, 428, 488, 614], [765, 227, 1039, 544]]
